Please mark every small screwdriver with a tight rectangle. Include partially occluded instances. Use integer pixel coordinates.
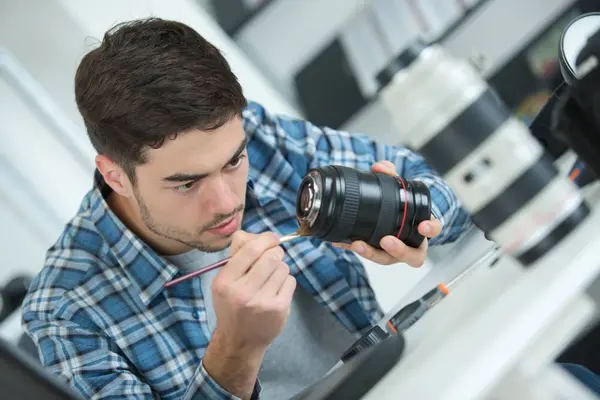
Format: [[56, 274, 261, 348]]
[[386, 245, 501, 334], [337, 246, 502, 365], [386, 283, 448, 334]]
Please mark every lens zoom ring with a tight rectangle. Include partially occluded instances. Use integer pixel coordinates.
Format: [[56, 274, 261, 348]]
[[338, 167, 361, 236], [369, 174, 399, 247]]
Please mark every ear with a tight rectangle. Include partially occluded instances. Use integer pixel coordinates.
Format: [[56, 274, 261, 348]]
[[95, 154, 134, 197]]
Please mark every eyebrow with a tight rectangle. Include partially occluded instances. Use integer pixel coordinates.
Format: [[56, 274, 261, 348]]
[[162, 137, 247, 183]]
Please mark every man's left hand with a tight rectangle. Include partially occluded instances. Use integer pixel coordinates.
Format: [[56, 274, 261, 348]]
[[332, 161, 441, 267]]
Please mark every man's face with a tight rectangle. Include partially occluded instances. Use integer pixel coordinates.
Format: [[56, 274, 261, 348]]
[[131, 116, 249, 253]]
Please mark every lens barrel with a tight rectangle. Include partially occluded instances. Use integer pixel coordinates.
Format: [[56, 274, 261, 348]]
[[378, 40, 589, 266], [296, 165, 431, 249]]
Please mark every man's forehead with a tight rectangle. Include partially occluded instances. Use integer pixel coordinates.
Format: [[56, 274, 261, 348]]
[[141, 122, 246, 176]]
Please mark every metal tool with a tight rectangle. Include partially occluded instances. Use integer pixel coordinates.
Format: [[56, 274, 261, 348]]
[[163, 231, 306, 288], [387, 245, 502, 334]]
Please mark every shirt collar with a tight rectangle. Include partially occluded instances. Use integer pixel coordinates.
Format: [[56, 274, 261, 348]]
[[88, 170, 266, 305]]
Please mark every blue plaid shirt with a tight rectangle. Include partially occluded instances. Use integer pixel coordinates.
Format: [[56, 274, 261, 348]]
[[22, 101, 472, 399]]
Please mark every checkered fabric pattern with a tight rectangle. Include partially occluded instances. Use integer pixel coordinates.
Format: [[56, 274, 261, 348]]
[[22, 101, 473, 399]]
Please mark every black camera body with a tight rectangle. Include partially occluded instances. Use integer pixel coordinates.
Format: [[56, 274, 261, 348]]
[[547, 12, 600, 185]]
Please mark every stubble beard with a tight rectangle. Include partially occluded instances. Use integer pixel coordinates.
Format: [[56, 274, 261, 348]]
[[134, 190, 243, 253]]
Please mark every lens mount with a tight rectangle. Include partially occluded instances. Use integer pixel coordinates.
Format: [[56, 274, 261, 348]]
[[297, 170, 323, 227]]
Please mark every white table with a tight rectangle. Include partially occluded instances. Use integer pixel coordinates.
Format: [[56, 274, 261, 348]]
[[364, 183, 600, 399]]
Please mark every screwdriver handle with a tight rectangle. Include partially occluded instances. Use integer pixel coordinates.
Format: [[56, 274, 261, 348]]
[[387, 284, 449, 334]]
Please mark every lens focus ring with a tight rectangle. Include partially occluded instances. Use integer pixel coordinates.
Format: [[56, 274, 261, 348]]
[[368, 174, 400, 247], [336, 166, 361, 240]]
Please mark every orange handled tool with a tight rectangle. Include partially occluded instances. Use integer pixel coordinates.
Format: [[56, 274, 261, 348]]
[[340, 246, 502, 363], [386, 245, 502, 334], [387, 283, 449, 334]]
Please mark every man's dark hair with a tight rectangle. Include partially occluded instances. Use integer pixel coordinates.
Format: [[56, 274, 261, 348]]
[[75, 17, 247, 183]]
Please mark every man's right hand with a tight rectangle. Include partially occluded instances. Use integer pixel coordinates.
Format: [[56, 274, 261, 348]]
[[212, 230, 296, 350], [203, 231, 296, 399]]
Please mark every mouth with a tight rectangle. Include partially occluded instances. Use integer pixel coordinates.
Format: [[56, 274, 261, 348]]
[[207, 214, 240, 236], [212, 216, 235, 229]]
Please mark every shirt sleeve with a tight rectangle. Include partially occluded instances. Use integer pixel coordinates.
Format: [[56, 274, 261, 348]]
[[22, 307, 258, 400], [185, 364, 261, 400], [244, 101, 473, 245], [22, 315, 158, 399]]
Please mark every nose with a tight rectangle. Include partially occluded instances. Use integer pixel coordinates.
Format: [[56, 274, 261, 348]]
[[203, 175, 239, 214]]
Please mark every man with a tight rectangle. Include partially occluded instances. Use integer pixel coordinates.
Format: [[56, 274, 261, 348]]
[[21, 18, 472, 400]]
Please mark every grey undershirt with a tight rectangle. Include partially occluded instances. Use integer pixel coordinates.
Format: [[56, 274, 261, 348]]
[[165, 248, 356, 399]]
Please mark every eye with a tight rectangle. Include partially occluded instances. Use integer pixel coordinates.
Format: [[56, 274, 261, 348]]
[[226, 154, 246, 170], [174, 181, 196, 193]]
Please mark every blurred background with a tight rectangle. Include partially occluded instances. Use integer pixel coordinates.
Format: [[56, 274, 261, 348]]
[[2, 0, 600, 373]]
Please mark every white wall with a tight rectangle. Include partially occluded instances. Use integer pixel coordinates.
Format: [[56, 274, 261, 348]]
[[0, 0, 99, 284], [0, 1, 96, 138], [0, 69, 90, 283]]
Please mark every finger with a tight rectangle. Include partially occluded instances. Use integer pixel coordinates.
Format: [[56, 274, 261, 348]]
[[371, 160, 397, 174], [373, 160, 397, 171], [258, 262, 291, 296], [331, 242, 352, 251], [381, 160, 397, 170], [276, 275, 297, 305], [350, 240, 397, 265], [230, 230, 255, 254], [241, 247, 286, 292], [380, 235, 428, 267], [223, 232, 280, 280], [418, 217, 442, 238], [371, 161, 398, 177]]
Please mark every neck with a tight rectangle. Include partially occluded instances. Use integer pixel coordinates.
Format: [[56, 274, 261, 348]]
[[106, 191, 192, 256]]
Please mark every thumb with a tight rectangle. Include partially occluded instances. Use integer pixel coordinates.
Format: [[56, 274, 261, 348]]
[[230, 230, 255, 254]]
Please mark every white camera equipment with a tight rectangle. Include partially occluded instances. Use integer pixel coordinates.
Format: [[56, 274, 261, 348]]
[[376, 37, 589, 266]]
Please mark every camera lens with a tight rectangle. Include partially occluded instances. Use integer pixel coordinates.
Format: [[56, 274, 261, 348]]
[[296, 165, 431, 249], [378, 40, 589, 266]]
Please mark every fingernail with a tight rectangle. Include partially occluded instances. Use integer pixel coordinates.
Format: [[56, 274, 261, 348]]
[[421, 223, 431, 234], [381, 237, 395, 250], [355, 244, 365, 254]]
